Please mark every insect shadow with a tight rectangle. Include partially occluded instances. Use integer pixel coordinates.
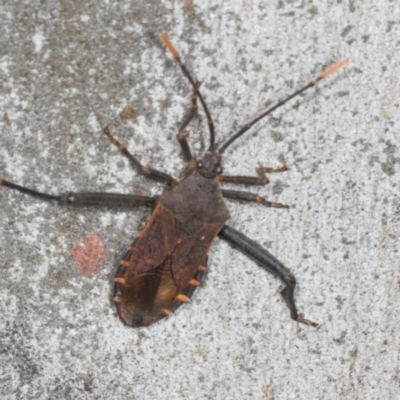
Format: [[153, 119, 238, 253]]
[[1, 33, 348, 328]]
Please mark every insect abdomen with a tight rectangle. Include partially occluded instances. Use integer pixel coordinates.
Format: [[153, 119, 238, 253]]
[[113, 198, 225, 327]]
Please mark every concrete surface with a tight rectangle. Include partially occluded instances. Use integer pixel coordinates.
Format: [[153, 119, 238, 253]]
[[0, 0, 399, 399]]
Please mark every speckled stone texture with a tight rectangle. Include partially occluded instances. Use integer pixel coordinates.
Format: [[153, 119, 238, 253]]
[[0, 1, 399, 399]]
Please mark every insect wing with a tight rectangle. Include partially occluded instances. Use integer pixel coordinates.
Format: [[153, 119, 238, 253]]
[[114, 203, 223, 327], [114, 203, 178, 327]]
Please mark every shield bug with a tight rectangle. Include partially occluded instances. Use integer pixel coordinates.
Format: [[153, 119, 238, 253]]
[[0, 34, 348, 327]]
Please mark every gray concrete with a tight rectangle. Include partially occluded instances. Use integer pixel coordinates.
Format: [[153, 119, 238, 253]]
[[0, 1, 399, 399]]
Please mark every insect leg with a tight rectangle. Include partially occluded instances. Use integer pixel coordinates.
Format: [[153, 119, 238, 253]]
[[219, 165, 288, 186], [102, 126, 177, 185], [0, 179, 157, 207], [177, 81, 201, 165], [222, 189, 288, 209], [218, 224, 318, 327]]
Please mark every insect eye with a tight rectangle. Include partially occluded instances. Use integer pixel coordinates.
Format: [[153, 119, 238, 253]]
[[216, 166, 223, 174]]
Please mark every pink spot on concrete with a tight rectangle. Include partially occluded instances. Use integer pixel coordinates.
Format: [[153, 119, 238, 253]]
[[72, 233, 107, 278]]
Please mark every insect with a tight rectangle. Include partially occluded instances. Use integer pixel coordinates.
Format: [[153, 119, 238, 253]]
[[0, 34, 348, 327]]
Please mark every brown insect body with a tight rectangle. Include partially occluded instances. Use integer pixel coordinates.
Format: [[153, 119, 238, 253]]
[[114, 169, 230, 327], [0, 34, 347, 328]]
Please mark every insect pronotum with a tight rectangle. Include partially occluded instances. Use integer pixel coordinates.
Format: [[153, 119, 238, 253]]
[[1, 34, 348, 327]]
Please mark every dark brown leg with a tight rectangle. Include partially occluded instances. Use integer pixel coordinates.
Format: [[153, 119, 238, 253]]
[[218, 224, 318, 327], [177, 81, 201, 165], [222, 189, 289, 209], [219, 165, 288, 186], [0, 179, 157, 208], [102, 126, 177, 185]]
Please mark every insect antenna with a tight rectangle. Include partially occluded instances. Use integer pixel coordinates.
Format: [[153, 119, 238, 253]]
[[218, 58, 349, 153], [160, 33, 216, 151]]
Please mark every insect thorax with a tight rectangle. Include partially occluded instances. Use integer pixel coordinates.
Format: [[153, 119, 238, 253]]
[[160, 170, 230, 225]]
